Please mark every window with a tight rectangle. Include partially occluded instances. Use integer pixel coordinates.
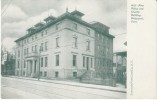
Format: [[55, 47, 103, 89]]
[[41, 57, 43, 67], [27, 48, 29, 55], [56, 23, 59, 30], [27, 38, 29, 43], [73, 72, 77, 77], [86, 57, 89, 70], [56, 37, 59, 47], [23, 71, 25, 76], [55, 72, 59, 77], [40, 71, 42, 76], [45, 42, 48, 50], [73, 55, 77, 66], [41, 43, 43, 51], [32, 46, 34, 52], [18, 50, 20, 57], [41, 31, 44, 37], [73, 37, 77, 48], [83, 56, 85, 67], [24, 61, 25, 68], [44, 71, 47, 77], [35, 45, 37, 52], [91, 58, 93, 68], [17, 60, 20, 68], [86, 41, 90, 50], [74, 23, 77, 30], [24, 49, 26, 55], [56, 55, 59, 66], [45, 57, 48, 67], [35, 34, 37, 39], [45, 30, 48, 35], [32, 36, 34, 40], [87, 29, 90, 35]]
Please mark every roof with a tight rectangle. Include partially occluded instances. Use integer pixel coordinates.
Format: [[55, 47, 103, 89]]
[[34, 22, 45, 27], [15, 11, 114, 42], [44, 16, 56, 22], [71, 10, 84, 16]]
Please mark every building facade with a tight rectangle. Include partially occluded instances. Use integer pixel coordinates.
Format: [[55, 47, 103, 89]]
[[15, 10, 114, 80]]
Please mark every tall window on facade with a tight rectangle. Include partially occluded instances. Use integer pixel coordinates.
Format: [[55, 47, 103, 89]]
[[35, 34, 37, 39], [18, 50, 20, 57], [24, 49, 26, 55], [56, 37, 59, 47], [41, 43, 43, 51], [41, 31, 44, 37], [18, 60, 20, 68], [45, 42, 48, 50], [44, 71, 47, 77], [74, 23, 77, 30], [73, 37, 77, 48], [32, 36, 34, 40], [55, 72, 59, 77], [86, 41, 90, 50], [73, 72, 77, 77], [45, 30, 48, 35], [56, 55, 59, 66], [41, 57, 43, 67], [83, 56, 85, 67], [45, 57, 48, 67], [32, 46, 34, 52], [73, 55, 77, 66], [91, 58, 93, 68], [27, 48, 29, 55], [40, 71, 42, 76], [35, 45, 37, 52], [56, 23, 59, 30], [86, 57, 89, 70], [24, 61, 25, 68], [87, 29, 90, 35]]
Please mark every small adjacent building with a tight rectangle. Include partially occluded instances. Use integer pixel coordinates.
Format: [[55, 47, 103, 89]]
[[14, 10, 114, 84]]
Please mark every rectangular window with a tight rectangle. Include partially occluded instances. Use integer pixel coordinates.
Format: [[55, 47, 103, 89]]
[[55, 72, 59, 77], [74, 37, 77, 48], [56, 37, 59, 47], [32, 46, 34, 52], [40, 71, 42, 76], [23, 71, 25, 76], [27, 48, 29, 55], [45, 30, 48, 35], [74, 23, 77, 30], [24, 61, 25, 68], [73, 72, 77, 77], [56, 23, 59, 30], [41, 31, 44, 37], [35, 34, 37, 39], [41, 43, 43, 51], [45, 42, 48, 50], [56, 55, 59, 66], [32, 36, 34, 40], [17, 60, 20, 68], [18, 50, 20, 57], [86, 41, 90, 50], [73, 55, 77, 66], [35, 45, 37, 52], [83, 56, 85, 67], [45, 57, 48, 67], [44, 71, 47, 77], [91, 58, 93, 68], [87, 29, 90, 35], [41, 57, 43, 67]]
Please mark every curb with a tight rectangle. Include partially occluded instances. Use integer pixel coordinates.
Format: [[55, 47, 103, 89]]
[[7, 76, 126, 93]]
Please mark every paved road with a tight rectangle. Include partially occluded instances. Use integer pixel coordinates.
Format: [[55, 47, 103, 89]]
[[1, 77, 126, 99]]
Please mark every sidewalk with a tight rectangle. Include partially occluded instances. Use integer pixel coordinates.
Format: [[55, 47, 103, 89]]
[[9, 76, 126, 93]]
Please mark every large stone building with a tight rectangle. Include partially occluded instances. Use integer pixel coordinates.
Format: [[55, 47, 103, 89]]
[[15, 10, 114, 81]]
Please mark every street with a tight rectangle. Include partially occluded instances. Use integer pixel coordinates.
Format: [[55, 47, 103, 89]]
[[1, 77, 126, 99]]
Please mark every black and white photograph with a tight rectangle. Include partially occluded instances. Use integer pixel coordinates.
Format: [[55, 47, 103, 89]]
[[1, 0, 127, 99]]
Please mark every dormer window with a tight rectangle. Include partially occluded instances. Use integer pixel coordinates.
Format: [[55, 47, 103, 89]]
[[73, 23, 77, 30], [87, 29, 90, 35], [56, 23, 60, 30]]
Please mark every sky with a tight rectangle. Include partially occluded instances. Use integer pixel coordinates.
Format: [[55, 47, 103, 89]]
[[1, 0, 127, 52]]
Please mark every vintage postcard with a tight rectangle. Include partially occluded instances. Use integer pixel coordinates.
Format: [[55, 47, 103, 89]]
[[1, 0, 156, 99]]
